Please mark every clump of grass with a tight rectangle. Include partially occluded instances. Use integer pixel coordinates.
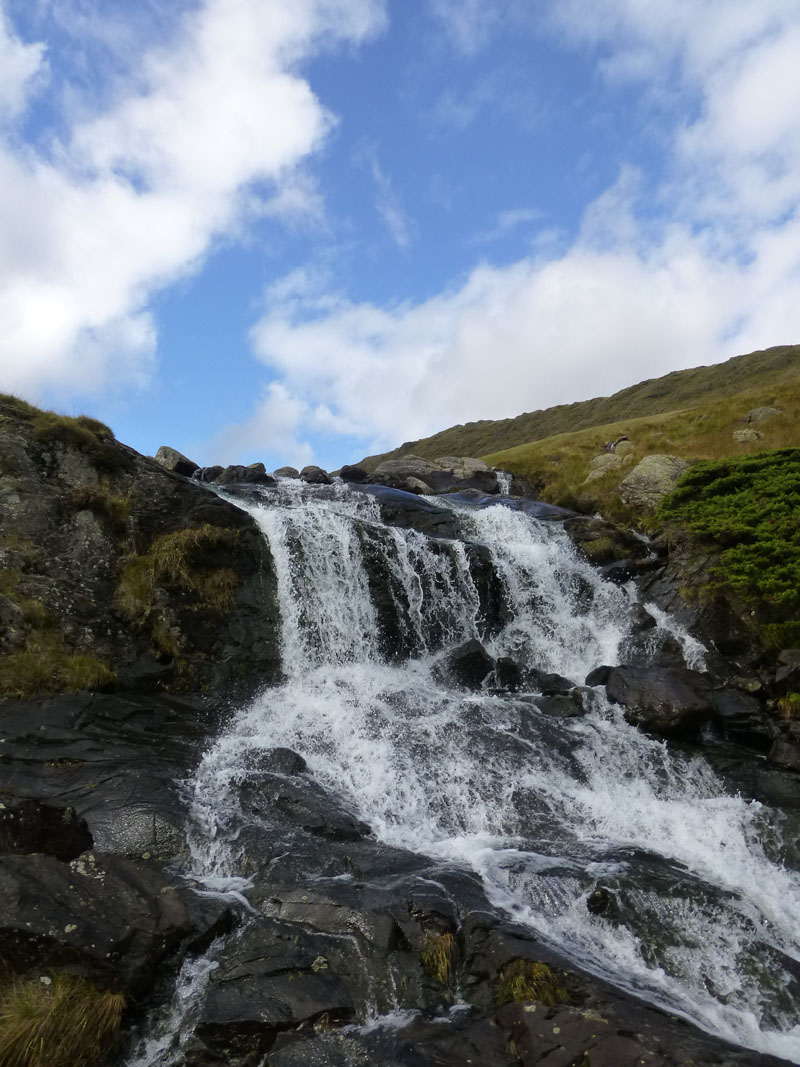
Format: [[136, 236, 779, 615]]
[[777, 692, 800, 720], [0, 974, 125, 1067], [0, 393, 39, 419], [495, 959, 569, 1008], [0, 632, 116, 699], [68, 488, 131, 535], [421, 932, 456, 985], [658, 449, 800, 649], [32, 412, 126, 474]]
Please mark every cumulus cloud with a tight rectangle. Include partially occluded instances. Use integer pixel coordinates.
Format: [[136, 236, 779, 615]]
[[0, 0, 386, 400], [231, 0, 800, 465]]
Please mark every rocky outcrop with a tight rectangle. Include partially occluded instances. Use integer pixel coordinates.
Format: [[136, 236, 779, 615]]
[[0, 396, 280, 701], [619, 454, 690, 511], [369, 454, 504, 495], [154, 444, 199, 477]]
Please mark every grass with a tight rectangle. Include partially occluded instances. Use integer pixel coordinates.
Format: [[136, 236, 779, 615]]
[[67, 488, 131, 536], [495, 960, 569, 1008], [420, 932, 456, 985], [30, 411, 128, 475], [778, 693, 800, 720], [116, 524, 241, 658], [0, 974, 124, 1067], [0, 631, 116, 700], [0, 394, 38, 419], [658, 449, 800, 649], [483, 376, 800, 521], [360, 344, 800, 471]]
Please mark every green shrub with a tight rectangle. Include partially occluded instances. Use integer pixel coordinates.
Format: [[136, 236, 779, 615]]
[[0, 974, 124, 1067], [495, 959, 569, 1008], [658, 449, 800, 648]]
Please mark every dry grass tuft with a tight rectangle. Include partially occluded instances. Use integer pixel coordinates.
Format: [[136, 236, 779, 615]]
[[421, 932, 456, 985], [0, 974, 125, 1067], [495, 959, 569, 1008]]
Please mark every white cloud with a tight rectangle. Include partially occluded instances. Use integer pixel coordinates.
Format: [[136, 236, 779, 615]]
[[0, 0, 386, 400], [0, 6, 46, 119], [468, 207, 545, 245], [229, 0, 800, 466], [361, 147, 413, 250]]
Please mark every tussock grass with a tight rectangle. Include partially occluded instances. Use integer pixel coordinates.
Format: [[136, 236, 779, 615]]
[[31, 412, 127, 475], [421, 932, 456, 985], [495, 960, 569, 1008], [0, 974, 124, 1067]]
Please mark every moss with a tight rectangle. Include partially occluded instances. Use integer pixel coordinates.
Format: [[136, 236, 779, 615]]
[[658, 449, 800, 649], [68, 487, 131, 535], [0, 632, 116, 699], [421, 932, 456, 985], [495, 960, 569, 1008], [0, 973, 124, 1067]]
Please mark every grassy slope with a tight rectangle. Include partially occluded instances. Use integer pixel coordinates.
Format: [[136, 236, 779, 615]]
[[485, 375, 800, 520], [359, 344, 800, 472]]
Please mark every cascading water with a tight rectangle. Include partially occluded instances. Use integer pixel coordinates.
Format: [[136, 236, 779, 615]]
[[155, 482, 800, 1062]]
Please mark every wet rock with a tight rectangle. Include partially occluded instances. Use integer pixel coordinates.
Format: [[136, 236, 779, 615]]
[[528, 669, 574, 695], [273, 466, 299, 479], [775, 649, 800, 693], [586, 885, 618, 918], [535, 693, 586, 718], [618, 454, 690, 512], [338, 464, 369, 483], [605, 666, 714, 735], [495, 657, 524, 691], [195, 465, 224, 482], [154, 445, 199, 478], [563, 516, 649, 566], [585, 665, 614, 686], [215, 464, 275, 486], [768, 738, 800, 773], [438, 639, 495, 690], [0, 852, 230, 995], [300, 465, 332, 485], [711, 689, 769, 747], [0, 798, 93, 861], [360, 485, 462, 539], [248, 747, 307, 776]]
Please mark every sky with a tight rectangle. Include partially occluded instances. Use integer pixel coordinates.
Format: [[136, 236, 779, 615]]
[[1, 0, 799, 471]]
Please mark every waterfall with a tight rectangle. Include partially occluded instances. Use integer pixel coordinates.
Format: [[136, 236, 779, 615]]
[[170, 483, 800, 1062]]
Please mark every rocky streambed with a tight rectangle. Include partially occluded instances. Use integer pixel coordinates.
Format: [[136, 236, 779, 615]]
[[1, 398, 800, 1067]]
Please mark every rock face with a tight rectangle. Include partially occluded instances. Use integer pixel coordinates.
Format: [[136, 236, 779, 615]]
[[0, 396, 281, 701], [619, 454, 690, 511]]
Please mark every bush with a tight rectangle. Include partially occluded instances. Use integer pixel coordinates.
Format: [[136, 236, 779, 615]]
[[0, 974, 124, 1067], [659, 449, 800, 648]]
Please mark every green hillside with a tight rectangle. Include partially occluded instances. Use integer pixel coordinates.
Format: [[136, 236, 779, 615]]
[[360, 344, 800, 471]]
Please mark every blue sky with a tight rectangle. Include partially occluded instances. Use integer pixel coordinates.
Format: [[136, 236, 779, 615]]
[[1, 0, 799, 470]]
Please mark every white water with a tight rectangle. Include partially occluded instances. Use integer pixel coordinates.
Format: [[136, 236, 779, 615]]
[[186, 484, 800, 1062]]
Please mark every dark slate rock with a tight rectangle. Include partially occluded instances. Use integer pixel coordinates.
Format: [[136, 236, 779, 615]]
[[195, 465, 224, 483], [215, 464, 275, 486], [338, 464, 369, 483], [775, 649, 800, 693], [585, 665, 614, 686], [528, 669, 573, 695], [711, 688, 769, 747], [0, 798, 92, 861], [247, 747, 307, 776], [300, 465, 332, 485], [606, 666, 714, 735], [768, 738, 800, 773], [495, 657, 524, 691], [439, 639, 495, 690]]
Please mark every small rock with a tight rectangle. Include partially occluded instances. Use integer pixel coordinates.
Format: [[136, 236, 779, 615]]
[[274, 466, 300, 479], [439, 639, 495, 690]]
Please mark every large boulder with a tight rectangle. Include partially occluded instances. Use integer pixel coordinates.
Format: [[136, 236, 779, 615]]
[[369, 455, 447, 491], [154, 445, 199, 478], [619, 454, 689, 512], [300, 465, 332, 485], [605, 665, 714, 735]]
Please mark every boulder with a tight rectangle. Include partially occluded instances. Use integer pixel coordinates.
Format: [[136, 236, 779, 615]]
[[369, 455, 446, 491], [215, 464, 275, 486], [733, 427, 763, 444], [273, 466, 299, 479], [605, 665, 714, 735], [618, 455, 690, 512], [438, 639, 495, 690], [434, 456, 490, 479], [154, 445, 199, 478], [775, 649, 800, 694], [711, 689, 769, 747], [300, 465, 332, 485], [747, 406, 783, 423], [583, 452, 623, 484], [338, 464, 369, 483]]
